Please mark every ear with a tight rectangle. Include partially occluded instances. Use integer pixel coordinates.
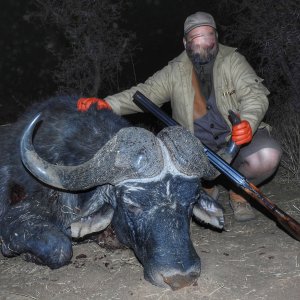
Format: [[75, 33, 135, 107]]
[[193, 190, 224, 229], [183, 37, 187, 49], [71, 203, 114, 238], [70, 185, 116, 238]]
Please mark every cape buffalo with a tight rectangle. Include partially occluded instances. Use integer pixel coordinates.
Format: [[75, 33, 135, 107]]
[[0, 95, 224, 290]]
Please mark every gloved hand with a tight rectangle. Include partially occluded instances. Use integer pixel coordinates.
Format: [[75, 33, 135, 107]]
[[231, 120, 252, 146], [77, 97, 111, 112]]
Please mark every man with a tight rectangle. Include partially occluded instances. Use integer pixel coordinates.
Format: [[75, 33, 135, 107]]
[[78, 12, 282, 222]]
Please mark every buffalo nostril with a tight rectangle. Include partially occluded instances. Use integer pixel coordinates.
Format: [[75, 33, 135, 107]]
[[161, 272, 199, 290]]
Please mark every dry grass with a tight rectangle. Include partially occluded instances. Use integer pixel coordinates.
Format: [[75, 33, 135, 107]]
[[1, 183, 300, 300], [271, 111, 300, 184]]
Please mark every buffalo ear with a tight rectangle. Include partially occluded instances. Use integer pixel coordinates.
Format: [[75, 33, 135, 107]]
[[193, 190, 224, 229], [71, 185, 116, 238], [71, 203, 114, 238]]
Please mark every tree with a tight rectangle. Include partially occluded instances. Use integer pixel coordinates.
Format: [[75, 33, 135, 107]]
[[217, 0, 300, 113], [30, 0, 137, 96], [0, 1, 58, 123]]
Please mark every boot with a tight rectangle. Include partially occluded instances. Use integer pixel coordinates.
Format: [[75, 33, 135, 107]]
[[229, 190, 256, 222]]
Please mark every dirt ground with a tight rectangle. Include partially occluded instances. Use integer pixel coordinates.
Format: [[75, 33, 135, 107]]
[[0, 180, 299, 300]]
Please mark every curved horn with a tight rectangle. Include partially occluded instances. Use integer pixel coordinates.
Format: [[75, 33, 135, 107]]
[[21, 113, 164, 191], [157, 126, 215, 178]]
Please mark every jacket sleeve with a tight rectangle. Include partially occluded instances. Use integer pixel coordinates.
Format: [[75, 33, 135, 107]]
[[229, 51, 270, 133], [105, 64, 173, 115]]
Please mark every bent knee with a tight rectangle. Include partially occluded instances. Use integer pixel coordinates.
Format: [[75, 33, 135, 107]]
[[30, 230, 73, 269], [1, 224, 73, 269], [245, 148, 281, 172], [260, 148, 282, 168]]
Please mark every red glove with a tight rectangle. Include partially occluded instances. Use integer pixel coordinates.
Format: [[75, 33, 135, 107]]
[[77, 97, 111, 112], [231, 120, 252, 146]]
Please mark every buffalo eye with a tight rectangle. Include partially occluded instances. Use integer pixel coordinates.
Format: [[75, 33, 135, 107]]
[[124, 201, 143, 216]]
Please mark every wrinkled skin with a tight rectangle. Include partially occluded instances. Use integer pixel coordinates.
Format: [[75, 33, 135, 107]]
[[0, 96, 224, 289]]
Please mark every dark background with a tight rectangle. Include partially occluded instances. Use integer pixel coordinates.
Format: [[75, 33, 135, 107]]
[[0, 0, 299, 124]]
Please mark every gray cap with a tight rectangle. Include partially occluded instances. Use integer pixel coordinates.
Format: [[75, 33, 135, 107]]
[[184, 12, 216, 35]]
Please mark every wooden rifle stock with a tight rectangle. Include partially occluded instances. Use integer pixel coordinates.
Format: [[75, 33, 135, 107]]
[[133, 90, 300, 241]]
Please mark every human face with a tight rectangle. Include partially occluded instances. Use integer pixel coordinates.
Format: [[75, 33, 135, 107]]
[[184, 26, 218, 65]]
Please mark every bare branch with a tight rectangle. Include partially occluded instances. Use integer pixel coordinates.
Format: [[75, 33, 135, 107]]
[[30, 0, 137, 96]]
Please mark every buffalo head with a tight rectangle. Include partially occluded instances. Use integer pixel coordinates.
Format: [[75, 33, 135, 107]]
[[20, 113, 223, 290]]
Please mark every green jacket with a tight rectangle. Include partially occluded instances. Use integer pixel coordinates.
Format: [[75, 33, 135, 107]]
[[105, 44, 270, 136]]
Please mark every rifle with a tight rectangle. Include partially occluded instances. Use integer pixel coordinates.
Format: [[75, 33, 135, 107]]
[[133, 90, 300, 241]]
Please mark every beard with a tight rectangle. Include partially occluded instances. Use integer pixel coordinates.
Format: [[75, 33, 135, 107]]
[[186, 42, 219, 70]]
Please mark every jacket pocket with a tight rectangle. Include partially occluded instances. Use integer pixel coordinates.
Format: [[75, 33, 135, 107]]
[[218, 82, 239, 112]]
